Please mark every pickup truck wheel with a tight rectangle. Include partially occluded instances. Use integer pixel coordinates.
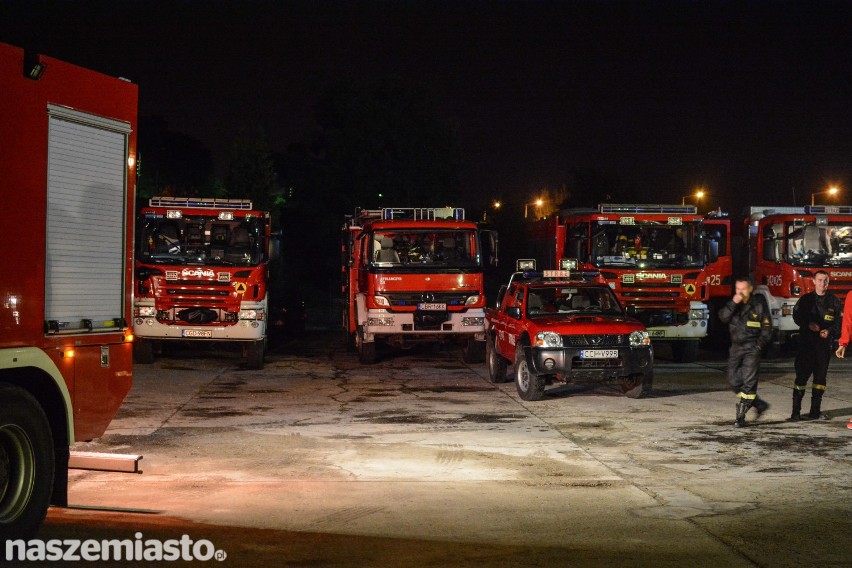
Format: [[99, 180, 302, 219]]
[[622, 371, 653, 398], [486, 336, 509, 383], [0, 384, 55, 540], [462, 338, 486, 364], [514, 346, 545, 401], [356, 327, 376, 364], [245, 339, 265, 370], [133, 338, 155, 364]]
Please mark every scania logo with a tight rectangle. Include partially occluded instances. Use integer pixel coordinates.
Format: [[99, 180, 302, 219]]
[[421, 292, 435, 303], [636, 272, 667, 280], [181, 268, 215, 278], [831, 271, 852, 278]]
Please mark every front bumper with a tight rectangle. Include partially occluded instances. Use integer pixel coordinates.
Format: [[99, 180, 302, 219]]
[[525, 345, 653, 379], [361, 308, 486, 342]]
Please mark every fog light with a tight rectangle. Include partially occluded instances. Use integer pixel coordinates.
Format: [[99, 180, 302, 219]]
[[136, 306, 156, 317], [543, 358, 556, 370]]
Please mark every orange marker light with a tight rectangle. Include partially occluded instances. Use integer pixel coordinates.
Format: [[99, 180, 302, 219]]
[[62, 349, 75, 359]]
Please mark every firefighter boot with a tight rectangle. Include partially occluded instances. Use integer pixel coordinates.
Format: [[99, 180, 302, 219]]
[[735, 400, 751, 428], [752, 396, 770, 419], [803, 389, 829, 420], [789, 389, 805, 421]]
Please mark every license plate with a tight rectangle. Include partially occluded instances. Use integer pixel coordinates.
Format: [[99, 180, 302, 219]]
[[418, 303, 447, 311], [648, 330, 666, 337], [182, 329, 212, 338], [580, 349, 619, 359]]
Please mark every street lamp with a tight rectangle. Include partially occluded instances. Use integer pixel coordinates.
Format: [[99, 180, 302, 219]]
[[811, 186, 839, 206], [681, 189, 705, 206], [524, 198, 544, 219]]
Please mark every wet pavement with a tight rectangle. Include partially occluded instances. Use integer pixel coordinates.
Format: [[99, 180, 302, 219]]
[[15, 334, 852, 566]]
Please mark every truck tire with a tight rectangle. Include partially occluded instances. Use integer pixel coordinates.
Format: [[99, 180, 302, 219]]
[[514, 345, 545, 401], [621, 371, 652, 399], [133, 338, 155, 364], [671, 340, 699, 363], [356, 327, 376, 364], [462, 338, 486, 364], [0, 384, 55, 540], [486, 335, 509, 383], [245, 339, 265, 370]]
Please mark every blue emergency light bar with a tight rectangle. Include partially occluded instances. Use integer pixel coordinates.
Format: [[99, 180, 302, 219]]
[[149, 196, 254, 210], [805, 205, 852, 215], [599, 204, 697, 214], [382, 207, 465, 220]]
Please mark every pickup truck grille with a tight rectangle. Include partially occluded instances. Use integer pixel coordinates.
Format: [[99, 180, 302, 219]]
[[561, 334, 625, 346]]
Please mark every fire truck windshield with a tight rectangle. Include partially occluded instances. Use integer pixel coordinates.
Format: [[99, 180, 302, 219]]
[[137, 216, 267, 266], [784, 221, 852, 267], [589, 220, 704, 269], [370, 229, 480, 270]]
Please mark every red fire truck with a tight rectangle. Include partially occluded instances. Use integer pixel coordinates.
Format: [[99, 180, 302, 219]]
[[744, 205, 852, 348], [0, 43, 137, 537], [528, 204, 717, 362], [342, 207, 497, 363], [133, 197, 272, 369]]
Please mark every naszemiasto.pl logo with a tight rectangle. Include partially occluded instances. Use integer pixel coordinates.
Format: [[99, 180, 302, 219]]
[[5, 533, 227, 562]]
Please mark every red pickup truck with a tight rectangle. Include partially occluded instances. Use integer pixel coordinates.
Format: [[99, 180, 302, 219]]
[[485, 264, 654, 400]]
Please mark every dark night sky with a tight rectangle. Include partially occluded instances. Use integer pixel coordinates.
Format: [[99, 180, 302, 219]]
[[3, 0, 852, 213]]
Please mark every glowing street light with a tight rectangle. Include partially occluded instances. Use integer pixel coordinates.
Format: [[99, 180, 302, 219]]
[[493, 200, 502, 209], [811, 186, 839, 206], [524, 198, 544, 219], [681, 189, 705, 206]]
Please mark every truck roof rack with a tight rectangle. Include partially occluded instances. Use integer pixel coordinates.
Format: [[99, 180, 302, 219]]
[[149, 196, 254, 210], [355, 207, 465, 221], [599, 204, 697, 214]]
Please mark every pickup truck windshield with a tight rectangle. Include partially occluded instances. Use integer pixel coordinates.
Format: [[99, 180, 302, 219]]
[[589, 220, 704, 269], [370, 229, 480, 269], [137, 215, 268, 266], [784, 221, 852, 267], [526, 286, 624, 318]]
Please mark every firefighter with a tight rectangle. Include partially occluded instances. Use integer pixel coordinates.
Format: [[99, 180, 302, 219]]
[[835, 292, 852, 429], [791, 270, 842, 420], [718, 277, 773, 427]]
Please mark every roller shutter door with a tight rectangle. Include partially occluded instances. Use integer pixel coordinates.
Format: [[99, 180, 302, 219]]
[[45, 105, 131, 331]]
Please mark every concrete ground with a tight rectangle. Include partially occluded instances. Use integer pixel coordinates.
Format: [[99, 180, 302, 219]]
[[16, 335, 852, 566]]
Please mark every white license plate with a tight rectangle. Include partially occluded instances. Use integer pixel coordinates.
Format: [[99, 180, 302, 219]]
[[418, 303, 447, 311], [648, 330, 666, 338], [182, 329, 212, 338], [580, 349, 619, 359]]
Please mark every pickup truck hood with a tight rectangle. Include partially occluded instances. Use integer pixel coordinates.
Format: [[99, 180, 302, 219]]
[[532, 315, 644, 334]]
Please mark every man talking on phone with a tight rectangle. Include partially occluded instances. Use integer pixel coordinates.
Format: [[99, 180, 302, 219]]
[[719, 277, 773, 427]]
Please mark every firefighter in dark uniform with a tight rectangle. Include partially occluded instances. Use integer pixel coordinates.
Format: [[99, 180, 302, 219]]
[[791, 270, 842, 420], [718, 277, 773, 427]]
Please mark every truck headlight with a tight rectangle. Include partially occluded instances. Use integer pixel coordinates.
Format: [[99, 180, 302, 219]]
[[689, 308, 708, 320], [781, 303, 794, 316], [535, 331, 562, 348], [239, 309, 263, 320], [374, 295, 390, 307], [136, 306, 156, 317], [629, 330, 651, 347], [462, 317, 484, 326], [464, 295, 481, 306], [368, 316, 395, 326]]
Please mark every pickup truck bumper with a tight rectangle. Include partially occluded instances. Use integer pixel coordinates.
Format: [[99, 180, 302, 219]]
[[524, 345, 653, 379]]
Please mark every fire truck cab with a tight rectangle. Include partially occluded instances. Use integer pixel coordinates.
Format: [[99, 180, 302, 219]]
[[745, 205, 852, 348], [133, 197, 271, 369], [529, 204, 716, 362], [342, 207, 496, 364]]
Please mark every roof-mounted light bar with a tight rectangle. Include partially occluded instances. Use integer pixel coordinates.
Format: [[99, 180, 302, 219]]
[[381, 207, 465, 220], [805, 205, 852, 215], [149, 196, 253, 210]]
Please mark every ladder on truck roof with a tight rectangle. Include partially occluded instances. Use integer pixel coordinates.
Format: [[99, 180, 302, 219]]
[[149, 196, 254, 210], [599, 204, 697, 214]]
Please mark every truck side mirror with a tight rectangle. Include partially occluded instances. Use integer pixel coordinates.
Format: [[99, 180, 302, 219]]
[[506, 306, 522, 319]]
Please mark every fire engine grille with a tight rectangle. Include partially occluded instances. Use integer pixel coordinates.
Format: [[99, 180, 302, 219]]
[[176, 308, 219, 324], [384, 292, 473, 308], [562, 334, 625, 347], [166, 289, 231, 297], [414, 311, 450, 331]]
